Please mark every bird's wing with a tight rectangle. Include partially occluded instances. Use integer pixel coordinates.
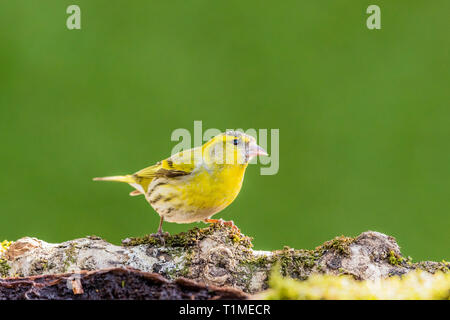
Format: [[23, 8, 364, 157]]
[[134, 147, 200, 179]]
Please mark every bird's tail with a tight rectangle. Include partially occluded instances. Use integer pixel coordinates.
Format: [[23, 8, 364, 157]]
[[93, 175, 135, 183]]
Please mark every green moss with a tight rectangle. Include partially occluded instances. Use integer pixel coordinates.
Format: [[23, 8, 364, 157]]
[[123, 226, 214, 247], [251, 255, 273, 269], [63, 243, 78, 272], [122, 223, 253, 248], [31, 258, 49, 273], [271, 246, 323, 278], [179, 250, 194, 277], [263, 265, 450, 300], [389, 250, 404, 266], [237, 255, 271, 292], [151, 247, 195, 280], [406, 256, 413, 266], [260, 235, 356, 280], [0, 240, 12, 278], [315, 235, 355, 256], [0, 259, 11, 277], [240, 254, 272, 271], [228, 227, 253, 248], [413, 261, 450, 274]]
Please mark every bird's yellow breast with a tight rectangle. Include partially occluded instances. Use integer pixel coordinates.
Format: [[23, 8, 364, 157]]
[[185, 164, 247, 209], [148, 164, 247, 223]]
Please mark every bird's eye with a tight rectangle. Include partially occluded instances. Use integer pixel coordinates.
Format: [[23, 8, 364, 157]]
[[233, 138, 239, 145]]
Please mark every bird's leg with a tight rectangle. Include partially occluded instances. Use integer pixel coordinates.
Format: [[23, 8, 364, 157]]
[[150, 216, 169, 245], [204, 218, 240, 232], [157, 215, 164, 234]]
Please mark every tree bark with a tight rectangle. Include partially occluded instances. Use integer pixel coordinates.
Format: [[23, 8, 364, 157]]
[[1, 224, 448, 299]]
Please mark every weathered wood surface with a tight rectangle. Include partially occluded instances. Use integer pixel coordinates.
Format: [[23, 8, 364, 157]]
[[1, 224, 447, 299]]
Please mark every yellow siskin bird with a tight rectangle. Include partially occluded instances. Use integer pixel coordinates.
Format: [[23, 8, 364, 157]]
[[93, 131, 268, 237]]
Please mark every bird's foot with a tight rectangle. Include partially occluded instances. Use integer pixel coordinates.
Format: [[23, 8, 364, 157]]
[[204, 218, 240, 233], [150, 231, 170, 246]]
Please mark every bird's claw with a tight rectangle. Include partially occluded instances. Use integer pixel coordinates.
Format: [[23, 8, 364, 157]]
[[204, 218, 240, 233], [222, 220, 240, 233]]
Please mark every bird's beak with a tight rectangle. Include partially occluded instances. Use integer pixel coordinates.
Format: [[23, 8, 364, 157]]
[[248, 142, 268, 158]]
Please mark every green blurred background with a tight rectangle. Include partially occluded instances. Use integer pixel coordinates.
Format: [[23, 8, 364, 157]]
[[1, 1, 448, 260]]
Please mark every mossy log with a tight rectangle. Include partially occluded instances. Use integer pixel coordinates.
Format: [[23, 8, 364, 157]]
[[0, 224, 448, 299]]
